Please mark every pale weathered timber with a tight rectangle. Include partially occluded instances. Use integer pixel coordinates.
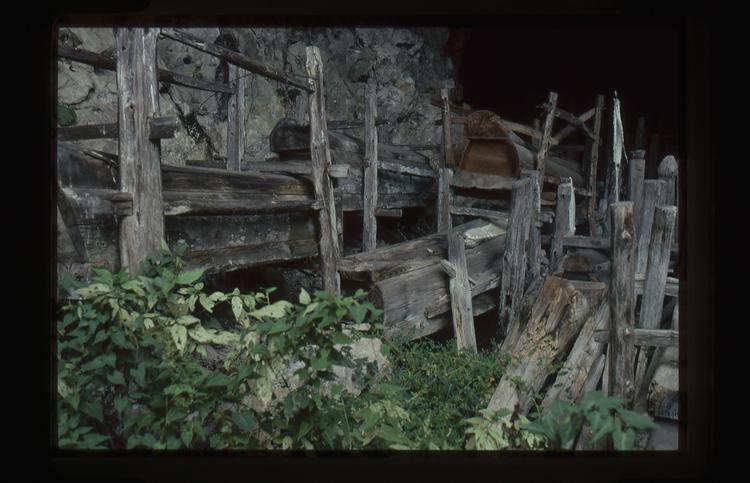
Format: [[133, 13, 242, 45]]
[[567, 280, 607, 292], [181, 240, 319, 274], [362, 77, 379, 252], [115, 28, 164, 275], [586, 95, 605, 235], [379, 159, 436, 178], [539, 102, 596, 141], [59, 187, 133, 221], [437, 88, 454, 233], [541, 300, 610, 410], [243, 160, 349, 179], [521, 170, 543, 281], [605, 96, 625, 208], [635, 180, 667, 275], [550, 177, 574, 273], [593, 329, 678, 347], [160, 28, 312, 92], [227, 64, 246, 171], [161, 164, 312, 196], [497, 178, 533, 337], [627, 148, 645, 217], [488, 276, 592, 416], [450, 171, 516, 190], [608, 202, 637, 404], [633, 300, 679, 412], [658, 155, 679, 207], [306, 46, 340, 294], [563, 235, 609, 250], [57, 117, 178, 142], [449, 206, 509, 226], [447, 231, 478, 353], [424, 274, 500, 319], [57, 142, 117, 189], [553, 106, 597, 142], [58, 45, 235, 94], [535, 92, 558, 176], [635, 274, 678, 297], [639, 206, 678, 329]]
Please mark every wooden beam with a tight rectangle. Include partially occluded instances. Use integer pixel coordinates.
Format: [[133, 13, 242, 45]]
[[57, 117, 178, 142], [362, 77, 379, 252], [552, 106, 598, 142], [535, 92, 558, 176], [449, 206, 509, 226], [550, 177, 573, 273], [437, 88, 454, 233], [594, 328, 678, 348], [115, 27, 164, 275], [327, 118, 387, 130], [306, 46, 340, 294], [378, 159, 436, 178], [608, 201, 637, 404], [57, 46, 234, 94], [586, 95, 605, 235], [521, 170, 543, 281], [160, 28, 312, 92], [539, 102, 596, 140], [498, 178, 533, 337], [635, 180, 666, 275], [447, 231, 478, 353], [227, 63, 246, 171], [628, 150, 647, 232], [639, 206, 677, 329]]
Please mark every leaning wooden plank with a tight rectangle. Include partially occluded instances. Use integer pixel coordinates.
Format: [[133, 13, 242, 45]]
[[447, 232, 478, 352], [160, 28, 313, 92], [563, 235, 609, 250], [586, 95, 605, 235], [362, 77, 379, 252], [639, 206, 678, 329], [437, 88, 453, 233], [608, 201, 637, 404], [497, 178, 533, 337], [488, 276, 592, 416], [57, 46, 234, 94], [628, 149, 646, 232], [549, 177, 574, 273], [115, 27, 164, 276], [522, 170, 543, 281], [535, 91, 558, 176], [635, 180, 666, 275], [227, 64, 246, 171], [306, 46, 340, 293], [541, 299, 610, 410], [593, 329, 678, 348]]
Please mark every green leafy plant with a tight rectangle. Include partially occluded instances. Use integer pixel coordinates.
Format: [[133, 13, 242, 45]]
[[464, 408, 547, 450]]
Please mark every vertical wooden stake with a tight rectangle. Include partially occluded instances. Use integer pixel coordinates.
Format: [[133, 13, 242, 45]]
[[362, 77, 379, 252], [498, 178, 533, 338], [115, 27, 164, 275], [608, 201, 636, 405], [306, 46, 340, 294], [628, 149, 646, 232], [227, 65, 246, 171], [658, 155, 679, 207], [550, 177, 573, 274], [639, 206, 677, 329], [586, 95, 605, 235], [521, 169, 542, 281], [635, 180, 666, 275], [447, 231, 477, 353], [535, 91, 558, 177], [437, 88, 453, 233], [532, 118, 541, 148]]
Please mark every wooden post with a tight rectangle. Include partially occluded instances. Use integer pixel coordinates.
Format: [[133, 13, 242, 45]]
[[532, 118, 541, 147], [550, 177, 573, 274], [306, 46, 340, 294], [362, 77, 379, 252], [639, 206, 677, 329], [447, 231, 478, 353], [586, 95, 605, 235], [628, 149, 646, 231], [498, 178, 533, 338], [115, 27, 165, 275], [658, 155, 679, 207], [635, 180, 666, 275], [535, 91, 558, 177], [608, 202, 637, 405], [437, 88, 453, 233], [605, 96, 625, 208], [633, 298, 678, 412], [227, 64, 246, 171], [521, 169, 542, 281]]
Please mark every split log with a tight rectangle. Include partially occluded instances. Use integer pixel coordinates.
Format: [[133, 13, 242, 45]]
[[628, 150, 646, 231], [608, 202, 637, 404], [521, 170, 543, 281], [447, 232, 478, 352], [488, 276, 592, 415], [639, 206, 678, 329], [549, 177, 573, 273], [115, 27, 164, 275], [306, 46, 340, 294], [497, 178, 533, 337], [362, 77, 379, 252], [635, 180, 667, 275]]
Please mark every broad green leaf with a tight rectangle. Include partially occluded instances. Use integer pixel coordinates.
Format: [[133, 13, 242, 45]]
[[231, 296, 244, 321], [232, 411, 255, 433], [81, 433, 109, 449], [299, 288, 311, 305], [349, 304, 368, 324], [180, 429, 193, 447], [612, 427, 636, 450], [297, 420, 313, 440], [169, 324, 188, 353], [114, 396, 128, 414], [204, 373, 233, 388], [331, 331, 352, 345], [616, 408, 657, 430], [176, 268, 205, 285], [198, 294, 215, 313], [106, 370, 126, 386], [176, 315, 200, 326], [80, 400, 103, 423], [166, 407, 187, 425], [249, 300, 293, 320], [266, 320, 291, 335]]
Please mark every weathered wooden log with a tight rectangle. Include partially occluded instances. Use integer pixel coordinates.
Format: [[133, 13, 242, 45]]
[[449, 206, 509, 226], [160, 28, 313, 92], [438, 88, 454, 233], [57, 142, 117, 189], [241, 160, 349, 179], [535, 92, 558, 177], [593, 329, 678, 347], [521, 170, 543, 281], [560, 248, 609, 274], [640, 206, 678, 329], [586, 95, 605, 234], [553, 106, 598, 143], [379, 159, 435, 178], [306, 46, 339, 294], [606, 96, 625, 207], [633, 299, 678, 413], [608, 201, 637, 404], [57, 45, 235, 94], [550, 177, 573, 273], [57, 117, 179, 142], [658, 155, 679, 207], [115, 27, 164, 276], [635, 180, 666, 275], [541, 300, 610, 410], [227, 64, 246, 171], [362, 77, 379, 252], [498, 178, 533, 337], [161, 164, 312, 196], [628, 150, 646, 231], [539, 102, 596, 141], [635, 274, 678, 297], [488, 276, 592, 415], [447, 232, 478, 353]]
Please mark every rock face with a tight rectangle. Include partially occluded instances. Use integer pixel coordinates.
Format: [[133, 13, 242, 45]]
[[57, 27, 457, 166]]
